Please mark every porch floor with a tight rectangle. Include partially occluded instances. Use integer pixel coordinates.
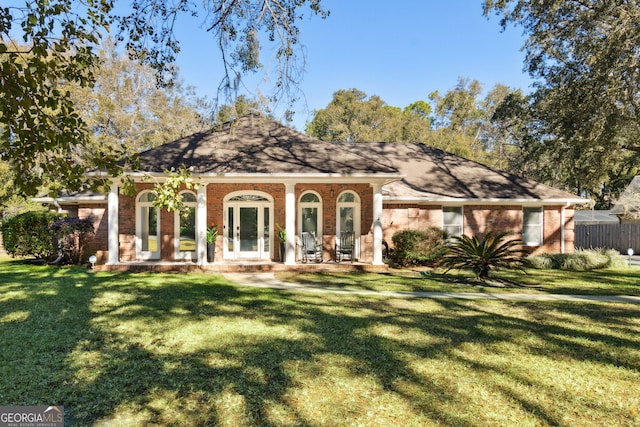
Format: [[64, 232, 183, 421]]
[[98, 260, 389, 274]]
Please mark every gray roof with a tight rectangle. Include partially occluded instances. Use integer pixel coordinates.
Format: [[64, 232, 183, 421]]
[[359, 142, 584, 202], [611, 176, 640, 216], [135, 114, 397, 176], [133, 114, 586, 203], [574, 210, 619, 224]]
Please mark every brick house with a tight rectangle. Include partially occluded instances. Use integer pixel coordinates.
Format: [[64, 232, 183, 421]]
[[39, 114, 587, 268]]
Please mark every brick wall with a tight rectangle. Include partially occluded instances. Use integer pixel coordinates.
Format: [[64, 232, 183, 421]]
[[381, 204, 442, 244], [463, 205, 522, 237], [78, 205, 108, 263], [564, 208, 576, 253], [207, 182, 373, 262], [526, 206, 576, 255], [296, 183, 373, 261], [206, 183, 285, 261], [118, 186, 138, 261], [381, 204, 575, 255], [74, 182, 578, 264]]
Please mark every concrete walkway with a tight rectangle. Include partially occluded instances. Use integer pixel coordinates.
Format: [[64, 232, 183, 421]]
[[222, 272, 640, 304]]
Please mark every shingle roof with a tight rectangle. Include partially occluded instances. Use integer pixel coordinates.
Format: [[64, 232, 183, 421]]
[[133, 114, 585, 203], [574, 210, 619, 224], [611, 175, 640, 216], [135, 114, 397, 175], [366, 142, 584, 202]]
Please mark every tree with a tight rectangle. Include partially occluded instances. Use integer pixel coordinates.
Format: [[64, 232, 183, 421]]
[[400, 101, 434, 142], [488, 89, 536, 175], [0, 160, 42, 221], [68, 39, 211, 168], [612, 176, 640, 220], [306, 88, 432, 143], [483, 0, 640, 205], [213, 95, 266, 124], [1, 0, 328, 196], [428, 78, 514, 163]]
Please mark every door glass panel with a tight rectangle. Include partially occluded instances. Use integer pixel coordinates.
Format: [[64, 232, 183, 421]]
[[229, 195, 269, 202], [240, 207, 258, 251], [340, 207, 354, 232], [264, 207, 270, 252], [227, 207, 234, 252]]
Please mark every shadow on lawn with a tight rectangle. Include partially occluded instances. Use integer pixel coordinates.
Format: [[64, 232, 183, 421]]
[[282, 270, 542, 292], [0, 264, 638, 426]]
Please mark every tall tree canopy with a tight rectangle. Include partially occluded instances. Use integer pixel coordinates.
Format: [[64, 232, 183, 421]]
[[213, 94, 268, 124], [68, 39, 211, 169], [429, 79, 515, 162], [0, 0, 328, 195], [306, 89, 432, 143], [307, 84, 516, 166], [484, 0, 640, 206]]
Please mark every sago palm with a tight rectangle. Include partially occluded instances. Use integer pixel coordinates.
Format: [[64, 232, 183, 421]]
[[440, 231, 527, 281]]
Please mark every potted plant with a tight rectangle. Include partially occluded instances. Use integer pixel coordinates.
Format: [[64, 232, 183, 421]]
[[206, 224, 218, 262], [276, 223, 286, 262]]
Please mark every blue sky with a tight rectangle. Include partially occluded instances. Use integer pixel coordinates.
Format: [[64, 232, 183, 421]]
[[173, 0, 531, 130]]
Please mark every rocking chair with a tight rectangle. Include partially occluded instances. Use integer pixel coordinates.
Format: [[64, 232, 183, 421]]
[[335, 231, 355, 262], [301, 232, 322, 263]]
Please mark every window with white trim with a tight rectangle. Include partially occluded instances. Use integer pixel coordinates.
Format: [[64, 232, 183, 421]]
[[136, 191, 160, 260], [442, 207, 463, 237], [336, 191, 360, 235], [175, 191, 197, 260], [299, 191, 322, 238], [523, 207, 543, 246], [336, 190, 361, 259]]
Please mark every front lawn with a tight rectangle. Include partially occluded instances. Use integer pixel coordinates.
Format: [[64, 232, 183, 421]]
[[277, 267, 640, 295], [1, 260, 639, 426]]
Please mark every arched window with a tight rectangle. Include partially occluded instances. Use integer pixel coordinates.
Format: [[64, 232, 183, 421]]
[[136, 191, 160, 260], [175, 191, 197, 260], [336, 191, 360, 236], [299, 191, 322, 239], [336, 190, 361, 259]]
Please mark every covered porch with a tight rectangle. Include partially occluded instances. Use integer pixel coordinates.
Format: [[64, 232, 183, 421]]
[[106, 176, 399, 269]]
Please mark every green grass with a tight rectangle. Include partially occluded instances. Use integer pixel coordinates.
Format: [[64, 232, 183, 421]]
[[277, 266, 640, 296], [1, 260, 639, 426]]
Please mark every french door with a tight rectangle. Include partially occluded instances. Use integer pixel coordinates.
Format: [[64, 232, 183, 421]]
[[224, 194, 272, 260]]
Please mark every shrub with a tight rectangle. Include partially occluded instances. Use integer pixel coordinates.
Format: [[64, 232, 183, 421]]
[[390, 227, 448, 267], [49, 216, 96, 265], [528, 248, 627, 270], [1, 211, 62, 260], [440, 231, 527, 280]]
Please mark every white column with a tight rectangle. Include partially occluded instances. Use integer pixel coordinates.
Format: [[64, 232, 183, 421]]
[[285, 183, 296, 265], [372, 183, 384, 265], [107, 182, 119, 265], [560, 205, 566, 254], [196, 184, 207, 265]]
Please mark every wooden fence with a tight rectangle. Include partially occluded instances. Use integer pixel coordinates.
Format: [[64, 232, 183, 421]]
[[574, 223, 640, 253]]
